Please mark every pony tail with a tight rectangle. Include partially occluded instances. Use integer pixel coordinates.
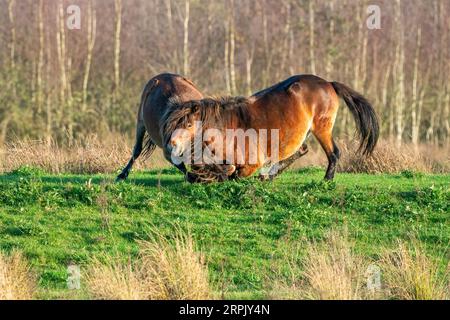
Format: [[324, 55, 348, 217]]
[[141, 133, 156, 159], [331, 81, 379, 156]]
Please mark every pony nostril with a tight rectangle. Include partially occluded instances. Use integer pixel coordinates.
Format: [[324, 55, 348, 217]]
[[168, 140, 183, 156]]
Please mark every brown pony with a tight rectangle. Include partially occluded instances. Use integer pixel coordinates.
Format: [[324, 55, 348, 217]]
[[165, 74, 379, 181], [117, 73, 203, 181]]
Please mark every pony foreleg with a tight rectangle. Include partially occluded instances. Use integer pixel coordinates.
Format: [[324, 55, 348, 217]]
[[117, 121, 147, 181], [174, 162, 188, 175], [162, 146, 190, 178], [259, 143, 309, 181]]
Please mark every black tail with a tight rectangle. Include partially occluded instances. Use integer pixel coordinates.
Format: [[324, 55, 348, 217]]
[[331, 81, 379, 156], [141, 133, 156, 159]]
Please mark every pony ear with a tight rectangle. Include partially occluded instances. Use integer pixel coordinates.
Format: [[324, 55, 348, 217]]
[[182, 77, 196, 88], [149, 79, 159, 90], [287, 82, 301, 93]]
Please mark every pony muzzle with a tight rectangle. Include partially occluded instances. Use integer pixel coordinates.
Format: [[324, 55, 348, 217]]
[[167, 141, 186, 158]]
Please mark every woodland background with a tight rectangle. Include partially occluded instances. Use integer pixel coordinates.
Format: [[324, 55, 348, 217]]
[[0, 0, 449, 150]]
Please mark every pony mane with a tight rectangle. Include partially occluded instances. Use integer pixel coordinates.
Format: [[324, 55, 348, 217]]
[[161, 96, 251, 145]]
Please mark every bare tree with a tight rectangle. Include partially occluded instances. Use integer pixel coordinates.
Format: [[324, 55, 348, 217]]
[[183, 0, 190, 76], [7, 0, 15, 71], [56, 2, 67, 107], [309, 0, 316, 74], [114, 0, 122, 98], [229, 0, 237, 95], [224, 17, 231, 95], [261, 1, 272, 87], [0, 0, 449, 148], [1, 0, 16, 144], [411, 28, 422, 149], [353, 3, 367, 92], [165, 0, 180, 73], [393, 0, 405, 147], [83, 0, 97, 111], [36, 0, 44, 113], [245, 46, 254, 97], [325, 0, 335, 79], [279, 0, 292, 79]]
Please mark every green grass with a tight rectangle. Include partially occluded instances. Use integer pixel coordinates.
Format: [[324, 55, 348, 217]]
[[0, 166, 449, 299]]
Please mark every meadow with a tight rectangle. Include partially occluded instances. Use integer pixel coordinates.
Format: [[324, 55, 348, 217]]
[[0, 165, 448, 299], [1, 0, 450, 301]]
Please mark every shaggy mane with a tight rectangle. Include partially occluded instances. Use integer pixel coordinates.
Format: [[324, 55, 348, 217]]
[[160, 96, 251, 145]]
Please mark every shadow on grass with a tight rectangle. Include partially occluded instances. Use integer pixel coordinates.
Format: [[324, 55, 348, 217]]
[[0, 171, 185, 188]]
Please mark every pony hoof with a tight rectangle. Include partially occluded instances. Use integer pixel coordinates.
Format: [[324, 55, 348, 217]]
[[185, 172, 198, 184], [116, 172, 128, 182]]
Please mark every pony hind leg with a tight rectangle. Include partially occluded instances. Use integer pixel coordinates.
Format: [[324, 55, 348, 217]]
[[259, 143, 309, 181], [312, 129, 340, 180], [116, 121, 148, 181]]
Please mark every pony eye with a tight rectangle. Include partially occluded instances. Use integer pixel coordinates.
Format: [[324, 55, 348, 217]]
[[187, 122, 192, 128]]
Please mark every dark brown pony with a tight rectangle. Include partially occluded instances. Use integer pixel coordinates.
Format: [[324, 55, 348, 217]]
[[165, 74, 379, 180], [117, 73, 203, 181]]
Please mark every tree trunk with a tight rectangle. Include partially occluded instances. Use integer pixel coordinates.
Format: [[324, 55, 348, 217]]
[[360, 28, 368, 91], [165, 0, 179, 73], [7, 0, 16, 99], [381, 62, 392, 139], [36, 0, 44, 114], [279, 0, 291, 79], [326, 0, 335, 79], [46, 21, 52, 145], [245, 46, 254, 96], [353, 4, 363, 91], [229, 0, 236, 95], [83, 0, 97, 111], [309, 0, 316, 74], [0, 115, 12, 146], [7, 0, 15, 71], [183, 0, 190, 76], [56, 2, 67, 121], [224, 19, 231, 95], [114, 0, 122, 101], [394, 0, 405, 147], [411, 28, 421, 149], [261, 1, 272, 87]]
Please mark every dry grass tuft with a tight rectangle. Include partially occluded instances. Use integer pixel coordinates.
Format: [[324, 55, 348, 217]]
[[0, 251, 36, 300], [290, 139, 449, 174], [268, 232, 450, 300], [85, 258, 147, 300], [86, 230, 211, 300], [0, 134, 168, 174], [338, 141, 449, 173], [338, 140, 433, 174], [300, 231, 366, 300], [1, 136, 448, 175], [138, 231, 212, 299], [380, 241, 449, 300], [268, 230, 368, 300]]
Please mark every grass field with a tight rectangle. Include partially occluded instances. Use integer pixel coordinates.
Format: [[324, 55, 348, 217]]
[[0, 166, 449, 299]]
